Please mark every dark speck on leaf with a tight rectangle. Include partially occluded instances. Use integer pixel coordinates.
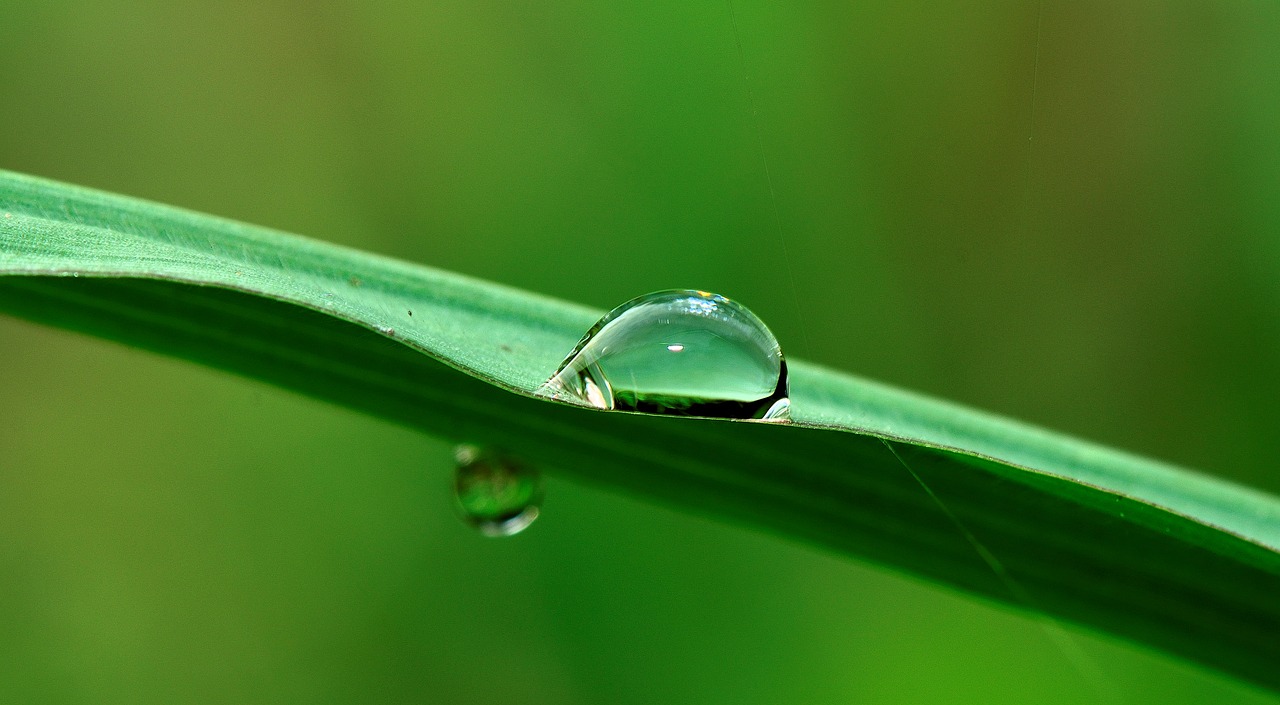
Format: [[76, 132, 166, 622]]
[[500, 344, 512, 352], [407, 310, 413, 316], [348, 275, 363, 287]]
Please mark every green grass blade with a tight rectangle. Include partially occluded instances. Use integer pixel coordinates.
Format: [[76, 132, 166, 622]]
[[2, 169, 1278, 691]]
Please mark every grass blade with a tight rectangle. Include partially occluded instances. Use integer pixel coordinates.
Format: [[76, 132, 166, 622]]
[[2, 169, 1278, 691]]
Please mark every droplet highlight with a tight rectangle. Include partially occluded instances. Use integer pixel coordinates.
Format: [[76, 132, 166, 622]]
[[541, 290, 789, 421], [453, 445, 542, 537]]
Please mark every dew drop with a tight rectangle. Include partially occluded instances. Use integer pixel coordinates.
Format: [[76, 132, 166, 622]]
[[453, 445, 542, 537], [541, 290, 790, 421]]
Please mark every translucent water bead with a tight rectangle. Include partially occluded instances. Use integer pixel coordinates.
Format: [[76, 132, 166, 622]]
[[541, 290, 789, 421], [453, 445, 543, 537]]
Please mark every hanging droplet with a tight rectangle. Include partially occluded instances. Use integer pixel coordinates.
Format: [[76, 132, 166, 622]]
[[540, 290, 790, 421], [453, 445, 542, 537]]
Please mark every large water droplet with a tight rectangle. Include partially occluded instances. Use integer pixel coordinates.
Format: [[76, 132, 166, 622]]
[[541, 290, 789, 421], [453, 445, 542, 537]]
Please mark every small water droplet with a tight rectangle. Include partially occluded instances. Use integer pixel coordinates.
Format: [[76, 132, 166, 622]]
[[541, 290, 789, 421], [453, 445, 542, 537]]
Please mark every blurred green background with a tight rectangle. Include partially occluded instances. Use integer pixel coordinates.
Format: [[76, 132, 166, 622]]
[[2, 1, 1278, 702]]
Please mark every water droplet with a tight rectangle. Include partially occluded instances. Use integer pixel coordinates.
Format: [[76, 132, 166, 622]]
[[541, 290, 790, 421], [453, 445, 542, 537]]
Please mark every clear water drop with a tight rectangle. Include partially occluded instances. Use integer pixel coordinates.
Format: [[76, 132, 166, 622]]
[[541, 290, 790, 421], [453, 445, 542, 537]]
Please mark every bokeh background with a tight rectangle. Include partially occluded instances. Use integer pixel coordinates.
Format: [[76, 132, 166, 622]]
[[1, 1, 1278, 702]]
